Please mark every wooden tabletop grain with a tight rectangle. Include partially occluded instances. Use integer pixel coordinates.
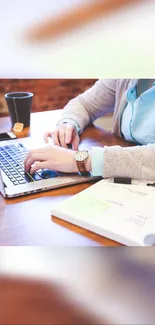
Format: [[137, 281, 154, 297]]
[[0, 110, 133, 246]]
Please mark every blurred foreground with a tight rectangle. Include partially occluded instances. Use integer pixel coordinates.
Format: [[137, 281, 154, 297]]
[[0, 0, 155, 77], [0, 276, 103, 325], [0, 247, 155, 324]]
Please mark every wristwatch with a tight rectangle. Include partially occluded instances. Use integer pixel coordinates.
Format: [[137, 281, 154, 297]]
[[74, 150, 89, 175]]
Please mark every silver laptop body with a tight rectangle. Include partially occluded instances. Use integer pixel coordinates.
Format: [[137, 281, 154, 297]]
[[0, 137, 100, 198]]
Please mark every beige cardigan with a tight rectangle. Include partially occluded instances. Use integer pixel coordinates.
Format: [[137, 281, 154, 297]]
[[57, 79, 155, 181]]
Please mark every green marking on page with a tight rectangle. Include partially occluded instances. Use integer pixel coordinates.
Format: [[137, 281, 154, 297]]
[[60, 194, 110, 218]]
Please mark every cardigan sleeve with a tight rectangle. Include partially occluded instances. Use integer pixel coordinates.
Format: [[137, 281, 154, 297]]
[[57, 79, 116, 134], [100, 143, 155, 180]]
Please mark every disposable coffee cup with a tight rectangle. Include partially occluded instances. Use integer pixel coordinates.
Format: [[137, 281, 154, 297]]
[[5, 92, 33, 128]]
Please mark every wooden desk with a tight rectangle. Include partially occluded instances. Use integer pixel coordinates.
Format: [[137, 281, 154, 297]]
[[0, 110, 133, 246]]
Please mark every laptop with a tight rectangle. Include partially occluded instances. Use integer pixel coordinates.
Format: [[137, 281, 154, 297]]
[[0, 137, 100, 198]]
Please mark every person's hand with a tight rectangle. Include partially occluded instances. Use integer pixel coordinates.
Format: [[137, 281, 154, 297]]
[[43, 123, 80, 150], [24, 145, 78, 174]]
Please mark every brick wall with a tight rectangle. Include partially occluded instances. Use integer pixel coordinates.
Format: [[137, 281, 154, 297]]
[[0, 79, 97, 116]]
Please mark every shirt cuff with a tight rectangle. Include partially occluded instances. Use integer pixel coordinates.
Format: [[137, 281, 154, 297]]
[[56, 118, 81, 134], [91, 146, 104, 177]]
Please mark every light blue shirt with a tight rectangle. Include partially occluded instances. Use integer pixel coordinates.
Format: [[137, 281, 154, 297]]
[[91, 80, 155, 176], [121, 86, 137, 142]]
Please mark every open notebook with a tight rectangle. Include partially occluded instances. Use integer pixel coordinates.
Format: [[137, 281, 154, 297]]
[[51, 180, 155, 246]]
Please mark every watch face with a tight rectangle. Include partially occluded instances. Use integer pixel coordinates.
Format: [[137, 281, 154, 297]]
[[75, 151, 88, 162]]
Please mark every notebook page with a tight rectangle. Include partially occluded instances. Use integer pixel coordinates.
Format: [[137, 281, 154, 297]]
[[51, 180, 155, 246]]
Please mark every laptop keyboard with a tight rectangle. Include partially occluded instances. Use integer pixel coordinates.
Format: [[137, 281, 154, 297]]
[[0, 143, 57, 185]]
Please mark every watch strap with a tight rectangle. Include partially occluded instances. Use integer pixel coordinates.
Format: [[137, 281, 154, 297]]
[[77, 160, 88, 174]]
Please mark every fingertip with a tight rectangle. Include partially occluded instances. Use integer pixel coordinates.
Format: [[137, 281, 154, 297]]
[[30, 167, 35, 174], [72, 142, 79, 151], [55, 141, 61, 147], [31, 162, 39, 174]]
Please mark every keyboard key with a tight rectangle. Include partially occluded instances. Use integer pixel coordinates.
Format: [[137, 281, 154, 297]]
[[13, 181, 19, 185], [32, 173, 42, 181], [16, 177, 25, 181], [11, 171, 19, 175], [19, 180, 27, 184], [19, 172, 25, 176], [5, 172, 11, 177], [10, 177, 16, 181], [24, 173, 34, 183], [44, 169, 57, 178], [14, 165, 21, 169], [7, 167, 14, 171], [37, 171, 50, 179]]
